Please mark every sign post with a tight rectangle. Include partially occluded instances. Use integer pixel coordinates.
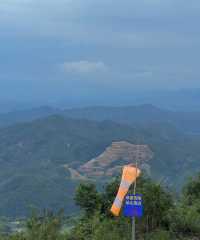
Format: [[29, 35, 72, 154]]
[[132, 217, 135, 240], [123, 194, 143, 218], [133, 173, 136, 240], [124, 142, 141, 240], [133, 154, 138, 240], [123, 194, 143, 240]]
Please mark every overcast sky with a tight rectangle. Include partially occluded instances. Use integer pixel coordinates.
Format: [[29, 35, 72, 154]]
[[0, 0, 200, 106]]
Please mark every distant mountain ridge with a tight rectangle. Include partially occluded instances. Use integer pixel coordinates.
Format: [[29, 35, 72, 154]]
[[1, 104, 200, 134], [63, 104, 200, 134], [0, 106, 59, 128]]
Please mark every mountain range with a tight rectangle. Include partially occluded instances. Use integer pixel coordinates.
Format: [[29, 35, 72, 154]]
[[1, 105, 200, 217], [1, 104, 200, 134]]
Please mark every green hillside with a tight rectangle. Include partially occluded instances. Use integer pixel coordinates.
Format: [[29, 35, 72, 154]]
[[63, 105, 200, 134], [0, 115, 200, 217], [0, 106, 58, 128], [1, 104, 200, 134]]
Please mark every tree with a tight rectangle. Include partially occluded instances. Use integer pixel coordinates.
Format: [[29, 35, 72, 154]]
[[145, 230, 172, 240], [167, 173, 200, 238], [74, 183, 101, 216], [125, 176, 174, 234], [26, 209, 63, 240], [183, 173, 200, 205], [73, 176, 174, 239]]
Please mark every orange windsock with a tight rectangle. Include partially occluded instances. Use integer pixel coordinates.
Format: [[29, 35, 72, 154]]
[[110, 165, 141, 216]]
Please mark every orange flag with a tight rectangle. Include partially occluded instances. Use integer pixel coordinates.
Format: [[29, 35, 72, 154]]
[[110, 164, 141, 216]]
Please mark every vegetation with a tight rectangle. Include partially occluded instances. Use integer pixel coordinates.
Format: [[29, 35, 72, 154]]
[[1, 173, 200, 239], [1, 115, 200, 217]]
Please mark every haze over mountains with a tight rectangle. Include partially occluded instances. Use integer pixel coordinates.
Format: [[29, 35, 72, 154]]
[[1, 104, 200, 134], [63, 105, 200, 134], [1, 88, 200, 114], [1, 104, 200, 217]]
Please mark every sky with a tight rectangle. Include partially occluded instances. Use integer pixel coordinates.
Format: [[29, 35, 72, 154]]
[[0, 0, 200, 107]]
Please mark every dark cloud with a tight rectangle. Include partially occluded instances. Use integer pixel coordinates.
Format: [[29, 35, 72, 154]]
[[0, 0, 200, 104]]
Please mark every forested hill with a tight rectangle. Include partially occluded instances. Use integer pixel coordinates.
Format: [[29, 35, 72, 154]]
[[0, 106, 58, 128], [63, 104, 200, 134], [1, 115, 200, 217], [1, 104, 200, 134]]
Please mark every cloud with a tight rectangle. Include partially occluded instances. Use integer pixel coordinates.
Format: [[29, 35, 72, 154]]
[[61, 60, 107, 74], [1, 0, 200, 49], [1, 0, 200, 100]]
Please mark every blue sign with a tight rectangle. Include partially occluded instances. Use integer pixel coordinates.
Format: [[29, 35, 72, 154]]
[[123, 194, 143, 218]]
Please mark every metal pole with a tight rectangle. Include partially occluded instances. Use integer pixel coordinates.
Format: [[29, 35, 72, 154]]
[[132, 216, 136, 240], [132, 144, 139, 240]]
